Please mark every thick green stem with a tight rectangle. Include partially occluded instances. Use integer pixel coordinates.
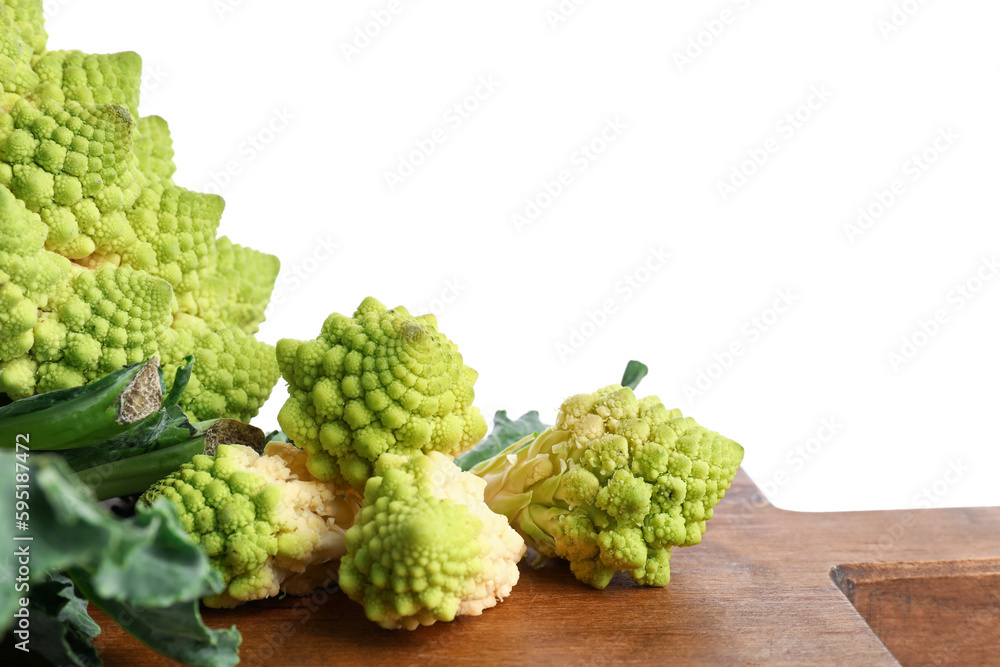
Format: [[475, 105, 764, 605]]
[[58, 405, 196, 471], [75, 418, 266, 500], [80, 437, 207, 501], [0, 358, 162, 450], [0, 355, 265, 499]]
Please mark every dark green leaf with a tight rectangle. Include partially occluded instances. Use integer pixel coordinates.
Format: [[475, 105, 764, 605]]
[[1, 455, 220, 608], [0, 453, 241, 667], [621, 360, 649, 391], [455, 410, 548, 471], [5, 573, 102, 667], [87, 499, 225, 606], [71, 569, 241, 667], [0, 358, 198, 465]]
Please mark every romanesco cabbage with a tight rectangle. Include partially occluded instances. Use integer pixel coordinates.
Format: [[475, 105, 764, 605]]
[[0, 1, 280, 420], [276, 297, 488, 489], [141, 441, 361, 608], [470, 384, 744, 589], [339, 451, 525, 630]]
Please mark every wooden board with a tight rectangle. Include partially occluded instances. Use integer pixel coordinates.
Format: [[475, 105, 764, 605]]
[[90, 470, 1000, 666], [831, 559, 1000, 667]]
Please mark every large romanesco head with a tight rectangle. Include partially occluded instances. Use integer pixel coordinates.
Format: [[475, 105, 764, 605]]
[[470, 384, 744, 590], [140, 442, 361, 608], [339, 451, 525, 630], [0, 2, 280, 420], [276, 297, 488, 490]]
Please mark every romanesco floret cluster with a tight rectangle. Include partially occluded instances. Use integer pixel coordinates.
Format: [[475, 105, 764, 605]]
[[276, 297, 488, 489], [0, 6, 37, 94], [0, 181, 174, 397], [471, 384, 744, 589], [140, 442, 361, 608], [132, 115, 174, 179], [159, 314, 280, 423], [33, 50, 142, 117], [0, 1, 280, 420], [339, 451, 525, 630], [1, 0, 45, 57], [190, 236, 281, 335], [0, 93, 141, 260]]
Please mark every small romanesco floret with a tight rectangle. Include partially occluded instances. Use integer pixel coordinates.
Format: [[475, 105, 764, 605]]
[[140, 442, 361, 608], [339, 451, 525, 630], [32, 49, 142, 117], [276, 297, 488, 490], [470, 385, 744, 590]]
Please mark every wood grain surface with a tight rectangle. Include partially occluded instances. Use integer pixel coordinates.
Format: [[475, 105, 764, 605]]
[[832, 559, 1000, 667], [89, 470, 1000, 666]]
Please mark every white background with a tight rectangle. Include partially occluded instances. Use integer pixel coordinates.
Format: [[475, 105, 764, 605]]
[[44, 0, 1000, 512]]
